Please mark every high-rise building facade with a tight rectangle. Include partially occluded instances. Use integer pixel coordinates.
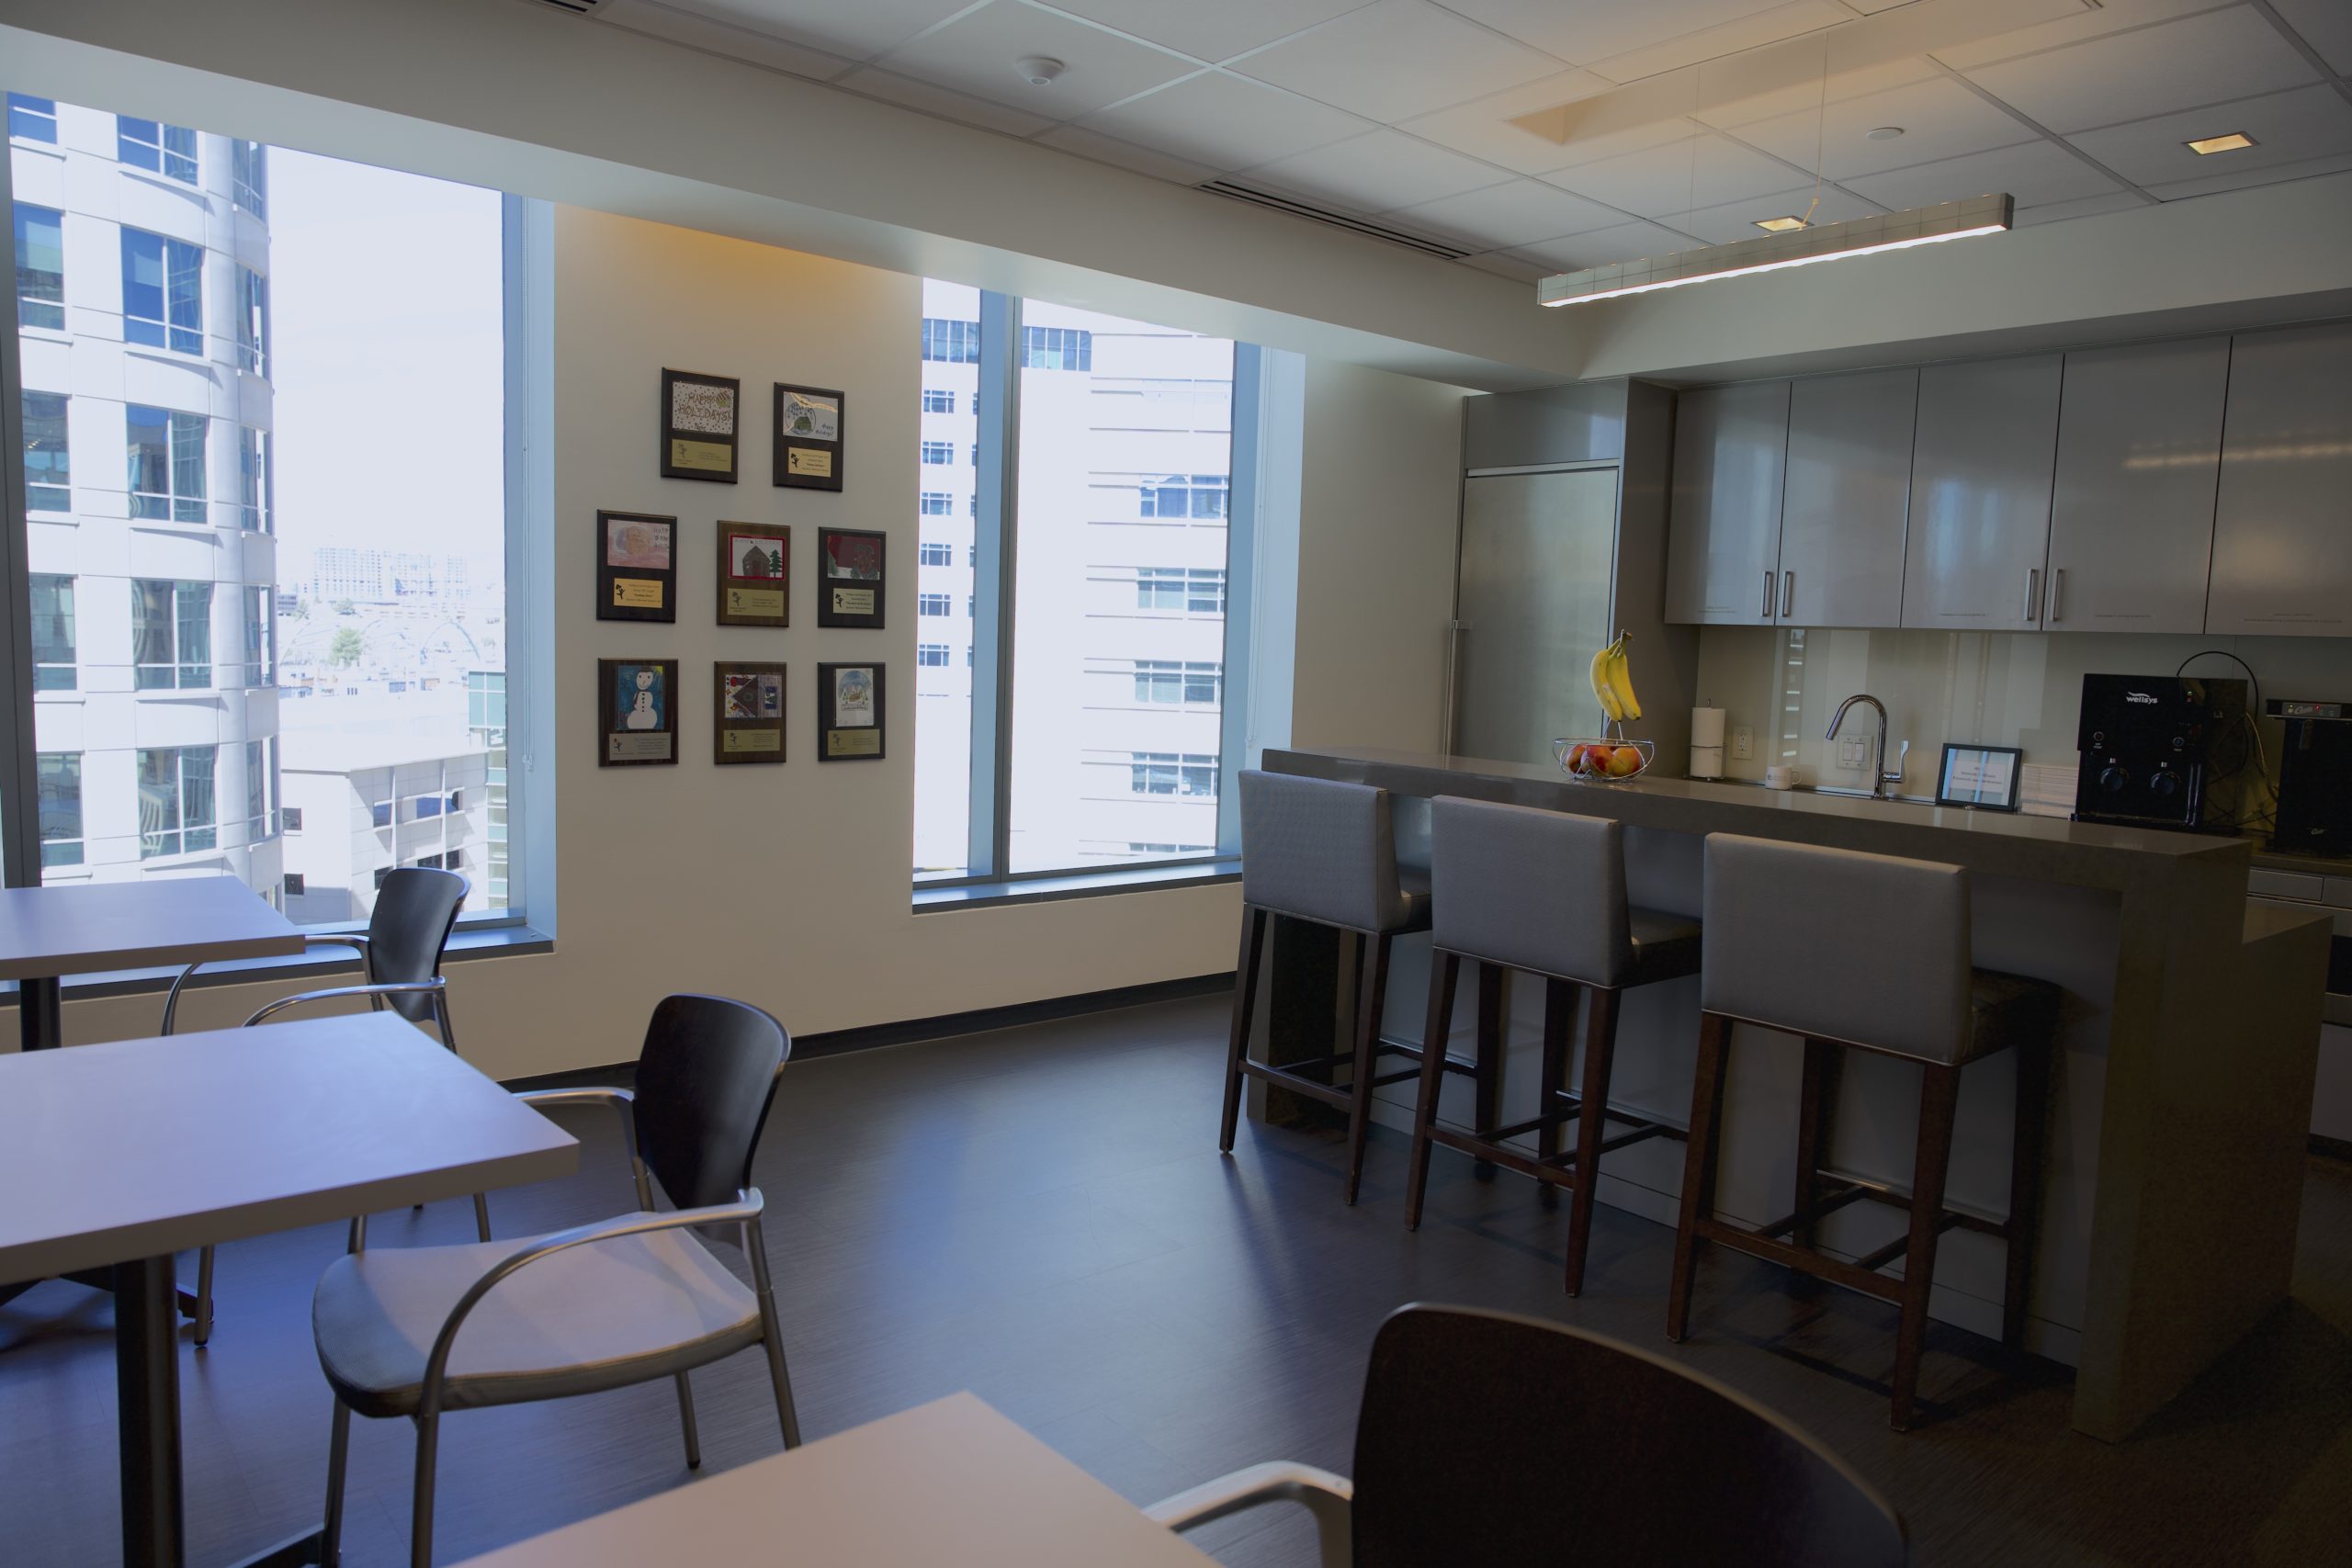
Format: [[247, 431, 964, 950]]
[[12, 95, 282, 895]]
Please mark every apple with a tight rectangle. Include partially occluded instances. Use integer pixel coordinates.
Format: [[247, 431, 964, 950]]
[[1605, 746, 1644, 777], [1578, 745, 1611, 774]]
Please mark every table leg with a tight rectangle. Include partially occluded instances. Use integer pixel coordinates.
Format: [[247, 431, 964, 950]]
[[116, 1256, 186, 1568], [21, 975, 63, 1050]]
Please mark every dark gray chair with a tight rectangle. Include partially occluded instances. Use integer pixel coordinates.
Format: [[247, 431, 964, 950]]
[[311, 993, 800, 1568], [164, 866, 474, 1346], [1148, 1303, 1908, 1567], [1406, 797, 1700, 1294], [1221, 770, 1468, 1204], [1668, 833, 2057, 1431]]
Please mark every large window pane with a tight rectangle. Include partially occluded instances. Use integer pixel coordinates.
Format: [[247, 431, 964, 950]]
[[15, 203, 63, 329], [22, 389, 70, 509], [1008, 303, 1233, 873], [28, 574, 74, 691], [7, 94, 58, 143], [120, 227, 204, 354], [126, 405, 207, 521], [37, 753, 82, 867], [911, 279, 979, 879], [118, 116, 198, 184]]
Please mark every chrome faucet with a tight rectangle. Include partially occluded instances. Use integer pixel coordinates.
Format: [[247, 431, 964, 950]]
[[1826, 694, 1909, 801]]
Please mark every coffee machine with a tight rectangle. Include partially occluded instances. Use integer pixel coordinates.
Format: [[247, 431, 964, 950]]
[[2074, 674, 2250, 832], [2269, 699, 2352, 858]]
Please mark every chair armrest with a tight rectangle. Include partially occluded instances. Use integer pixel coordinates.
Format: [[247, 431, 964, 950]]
[[417, 1190, 766, 1420], [514, 1088, 646, 1208], [160, 932, 372, 1034], [1145, 1462, 1353, 1568], [241, 977, 446, 1029]]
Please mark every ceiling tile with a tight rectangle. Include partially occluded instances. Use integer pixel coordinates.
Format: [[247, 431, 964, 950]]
[[1230, 0, 1565, 123], [1508, 219, 1704, 272], [2269, 0, 2352, 74], [1582, 1, 1855, 85], [1663, 185, 1887, 244], [2143, 149, 2352, 200], [1539, 131, 1808, 219], [1932, 0, 2233, 73], [870, 1, 1198, 120], [1033, 124, 1220, 184], [1842, 139, 2120, 211], [833, 65, 1061, 137], [655, 0, 975, 63], [1382, 178, 1630, 249], [1043, 1, 1376, 63], [1431, 1, 1801, 67], [1962, 7, 2321, 135], [1238, 129, 1515, 212], [1396, 69, 1632, 173], [597, 1, 858, 78], [1076, 71, 1374, 172], [1728, 75, 2037, 181], [2011, 190, 2154, 225], [2066, 83, 2352, 188], [1696, 55, 1944, 129]]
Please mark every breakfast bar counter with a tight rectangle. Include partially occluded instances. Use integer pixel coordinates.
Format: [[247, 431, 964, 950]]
[[1260, 746, 2333, 1442]]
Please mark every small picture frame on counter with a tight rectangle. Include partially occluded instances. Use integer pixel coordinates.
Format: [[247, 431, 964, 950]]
[[598, 510, 677, 623], [598, 658, 681, 767], [816, 661, 885, 761], [1937, 743, 2023, 812]]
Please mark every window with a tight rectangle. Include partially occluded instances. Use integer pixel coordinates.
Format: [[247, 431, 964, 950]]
[[120, 228, 204, 353], [37, 754, 81, 866], [922, 389, 955, 413], [29, 575, 74, 691], [920, 440, 954, 466], [137, 746, 217, 857], [1021, 324, 1092, 371], [921, 316, 979, 364], [1140, 473, 1229, 520], [917, 643, 951, 668], [242, 587, 272, 687], [371, 801, 393, 829], [127, 405, 207, 521], [920, 491, 951, 515], [283, 807, 304, 833], [1136, 566, 1227, 614], [245, 738, 271, 833], [7, 94, 58, 142], [132, 580, 212, 689], [15, 204, 63, 330], [1128, 842, 1210, 855], [232, 140, 268, 217], [22, 390, 69, 510], [1128, 752, 1219, 796], [919, 540, 952, 566], [284, 873, 306, 896], [918, 592, 952, 617], [236, 266, 269, 376], [118, 117, 198, 183], [1129, 660, 1221, 705], [237, 424, 273, 531]]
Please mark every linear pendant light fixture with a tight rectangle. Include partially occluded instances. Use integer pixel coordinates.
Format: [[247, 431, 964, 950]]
[[1537, 193, 2014, 307]]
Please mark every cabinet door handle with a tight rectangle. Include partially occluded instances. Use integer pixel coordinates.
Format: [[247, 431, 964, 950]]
[[2049, 568, 2065, 623], [1781, 570, 1794, 619], [2024, 568, 2041, 623], [1761, 570, 1775, 619]]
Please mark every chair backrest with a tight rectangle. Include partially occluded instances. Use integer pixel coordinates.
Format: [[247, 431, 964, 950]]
[[1351, 1305, 1907, 1568], [633, 994, 790, 1210], [364, 867, 469, 1025], [1238, 770, 1407, 932], [1702, 833, 1972, 1063], [1430, 796, 1629, 985]]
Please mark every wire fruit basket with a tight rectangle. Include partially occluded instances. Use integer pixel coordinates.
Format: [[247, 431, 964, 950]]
[[1553, 725, 1654, 784]]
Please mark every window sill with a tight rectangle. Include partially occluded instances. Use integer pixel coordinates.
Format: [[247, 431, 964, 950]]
[[913, 857, 1238, 913], [0, 922, 553, 1009]]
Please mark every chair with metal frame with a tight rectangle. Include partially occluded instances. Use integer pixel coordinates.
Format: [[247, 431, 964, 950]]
[[309, 992, 801, 1568], [1147, 1303, 1908, 1568], [163, 866, 474, 1347]]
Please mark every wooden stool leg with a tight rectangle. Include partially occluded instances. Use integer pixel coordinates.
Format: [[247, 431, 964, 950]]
[[2003, 1043, 2052, 1349], [1472, 962, 1505, 1179], [1404, 951, 1463, 1231], [1892, 1062, 1962, 1431], [1564, 984, 1622, 1297], [1537, 977, 1581, 1166], [1217, 908, 1268, 1154], [1668, 1012, 1733, 1341], [1342, 931, 1396, 1206], [1792, 1037, 1838, 1249]]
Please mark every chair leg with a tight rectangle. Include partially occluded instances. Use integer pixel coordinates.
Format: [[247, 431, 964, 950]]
[[321, 1398, 352, 1568], [1341, 931, 1395, 1207], [194, 1246, 215, 1348], [2003, 1043, 2052, 1350], [1536, 977, 1581, 1167], [1891, 1062, 1962, 1432], [673, 1371, 702, 1470], [1404, 951, 1462, 1231], [471, 1192, 492, 1244], [1792, 1038, 1838, 1251], [1667, 1012, 1733, 1342], [410, 1410, 441, 1568], [1217, 908, 1268, 1155], [1471, 963, 1504, 1179], [1564, 985, 1622, 1297], [757, 1295, 803, 1449]]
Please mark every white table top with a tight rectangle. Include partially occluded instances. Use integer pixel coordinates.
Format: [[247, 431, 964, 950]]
[[0, 1013, 578, 1284], [0, 877, 303, 981], [452, 1393, 1218, 1567]]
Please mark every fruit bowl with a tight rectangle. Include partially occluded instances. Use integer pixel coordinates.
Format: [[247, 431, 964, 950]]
[[1554, 736, 1655, 784]]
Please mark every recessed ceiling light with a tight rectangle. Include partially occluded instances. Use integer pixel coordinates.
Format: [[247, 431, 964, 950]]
[[2185, 131, 2256, 154], [1866, 126, 1905, 141], [1755, 216, 1808, 232]]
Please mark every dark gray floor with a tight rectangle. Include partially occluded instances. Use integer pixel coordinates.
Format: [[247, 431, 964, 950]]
[[4, 993, 2348, 1565]]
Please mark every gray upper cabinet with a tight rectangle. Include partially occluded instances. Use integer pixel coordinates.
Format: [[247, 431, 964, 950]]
[[2045, 337, 2229, 635], [1900, 354, 2063, 630], [1664, 380, 1788, 625], [1778, 368, 1916, 628], [2206, 321, 2352, 637]]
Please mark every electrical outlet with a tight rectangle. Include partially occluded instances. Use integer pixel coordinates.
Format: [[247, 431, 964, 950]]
[[1732, 726, 1753, 760]]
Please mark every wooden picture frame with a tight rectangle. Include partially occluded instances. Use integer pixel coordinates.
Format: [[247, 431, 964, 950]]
[[597, 510, 677, 623], [774, 382, 844, 492], [661, 367, 740, 483], [816, 661, 885, 761], [717, 521, 789, 627], [815, 526, 887, 629], [598, 658, 681, 767], [713, 660, 786, 765], [1936, 743, 2023, 812]]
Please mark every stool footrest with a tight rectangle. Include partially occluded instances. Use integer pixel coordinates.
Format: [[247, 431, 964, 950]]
[[1850, 1215, 1962, 1276], [1789, 1168, 2017, 1236], [1236, 1059, 1352, 1111], [1428, 1125, 1576, 1189], [1692, 1218, 1905, 1305]]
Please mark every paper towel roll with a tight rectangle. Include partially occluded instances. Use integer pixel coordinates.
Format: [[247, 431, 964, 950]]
[[1690, 706, 1726, 749], [1689, 745, 1724, 779]]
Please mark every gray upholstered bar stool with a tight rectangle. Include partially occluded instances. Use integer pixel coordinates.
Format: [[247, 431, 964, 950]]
[[1220, 769, 1469, 1204], [1402, 797, 1700, 1294], [1667, 832, 2058, 1431]]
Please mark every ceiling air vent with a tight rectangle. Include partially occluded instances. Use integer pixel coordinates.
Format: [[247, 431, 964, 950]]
[[1196, 181, 1472, 262], [529, 0, 615, 15]]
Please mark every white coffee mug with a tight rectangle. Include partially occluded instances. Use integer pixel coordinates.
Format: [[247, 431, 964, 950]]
[[1764, 764, 1797, 790]]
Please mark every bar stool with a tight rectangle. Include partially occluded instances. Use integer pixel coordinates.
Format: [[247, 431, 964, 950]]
[[1666, 833, 2058, 1431], [1403, 797, 1700, 1295], [1220, 770, 1475, 1204]]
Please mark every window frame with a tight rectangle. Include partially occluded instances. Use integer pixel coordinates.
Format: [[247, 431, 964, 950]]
[[6, 95, 59, 144], [117, 116, 199, 184], [21, 389, 68, 511], [126, 403, 208, 522], [120, 227, 205, 355], [136, 742, 218, 859], [130, 577, 213, 691], [14, 203, 64, 331]]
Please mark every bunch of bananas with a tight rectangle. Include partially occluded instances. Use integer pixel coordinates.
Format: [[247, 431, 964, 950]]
[[1589, 631, 1642, 726]]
